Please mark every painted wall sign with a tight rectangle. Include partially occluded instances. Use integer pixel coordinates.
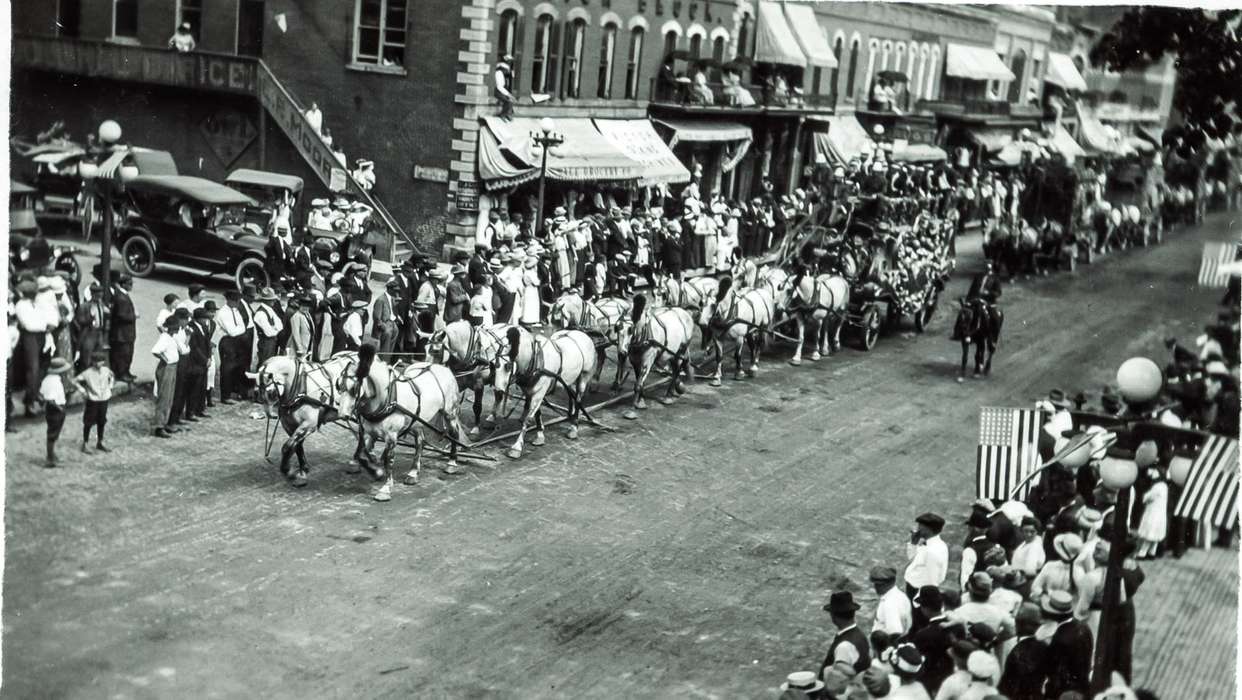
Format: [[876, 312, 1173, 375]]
[[412, 164, 450, 183], [13, 36, 258, 94], [455, 181, 480, 212], [200, 108, 257, 167]]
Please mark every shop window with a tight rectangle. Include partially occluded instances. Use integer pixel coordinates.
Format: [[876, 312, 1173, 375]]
[[563, 18, 587, 99], [532, 14, 554, 93], [498, 9, 523, 89], [177, 0, 202, 42], [113, 0, 138, 38], [598, 23, 617, 99], [625, 27, 644, 99], [353, 0, 407, 68], [1007, 49, 1026, 102], [846, 38, 860, 100]]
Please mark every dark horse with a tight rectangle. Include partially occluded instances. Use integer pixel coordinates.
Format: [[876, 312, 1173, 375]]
[[952, 299, 1001, 381]]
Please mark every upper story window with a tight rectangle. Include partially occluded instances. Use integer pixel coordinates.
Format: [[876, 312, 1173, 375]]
[[177, 0, 203, 43], [564, 18, 587, 99], [625, 26, 645, 100], [113, 0, 138, 39], [598, 22, 618, 99], [689, 33, 702, 59], [531, 14, 554, 93], [1007, 50, 1027, 102], [737, 13, 751, 59], [663, 30, 678, 59], [830, 37, 843, 96], [711, 35, 726, 81], [846, 38, 860, 98], [353, 0, 408, 68], [498, 9, 522, 89]]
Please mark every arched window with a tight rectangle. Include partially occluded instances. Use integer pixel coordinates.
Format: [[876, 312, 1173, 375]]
[[689, 33, 702, 58], [881, 40, 893, 71], [863, 39, 879, 99], [925, 46, 940, 100], [737, 13, 751, 58], [711, 35, 726, 80], [663, 29, 678, 59], [625, 26, 645, 99], [531, 13, 554, 93], [564, 18, 587, 98], [912, 45, 929, 101], [597, 23, 617, 98], [846, 38, 861, 99], [830, 37, 843, 98], [1007, 49, 1027, 102], [498, 9, 522, 90]]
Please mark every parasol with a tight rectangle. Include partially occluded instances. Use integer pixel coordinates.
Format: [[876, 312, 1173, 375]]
[[877, 70, 908, 83]]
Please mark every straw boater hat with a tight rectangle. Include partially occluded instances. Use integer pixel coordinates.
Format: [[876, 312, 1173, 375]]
[[1041, 590, 1075, 618], [350, 299, 368, 309], [450, 263, 467, 276], [1052, 533, 1083, 561], [429, 268, 449, 281], [779, 671, 823, 694], [47, 357, 71, 374], [257, 286, 279, 302]]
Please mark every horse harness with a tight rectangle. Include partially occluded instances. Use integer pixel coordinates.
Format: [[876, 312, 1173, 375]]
[[713, 289, 774, 337], [352, 364, 449, 440], [629, 310, 691, 362], [786, 276, 839, 316], [264, 358, 343, 426]]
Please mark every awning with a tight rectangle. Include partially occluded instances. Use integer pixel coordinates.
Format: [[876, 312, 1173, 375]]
[[1045, 52, 1087, 92], [965, 127, 1014, 154], [594, 119, 691, 186], [892, 143, 948, 163], [945, 43, 1015, 82], [814, 116, 873, 165], [652, 118, 754, 172], [1138, 125, 1164, 147], [1125, 135, 1155, 154], [1076, 105, 1125, 155], [477, 117, 687, 190], [755, 0, 807, 68], [1045, 124, 1086, 163], [991, 140, 1044, 167], [783, 3, 837, 68], [129, 148, 179, 176]]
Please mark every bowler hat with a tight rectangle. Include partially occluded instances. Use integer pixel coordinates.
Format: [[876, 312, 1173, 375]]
[[965, 510, 991, 529], [965, 572, 993, 597], [192, 307, 210, 320], [822, 591, 860, 615]]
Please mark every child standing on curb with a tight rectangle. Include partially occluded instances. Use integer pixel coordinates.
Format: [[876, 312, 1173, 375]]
[[73, 350, 115, 454], [40, 357, 72, 467]]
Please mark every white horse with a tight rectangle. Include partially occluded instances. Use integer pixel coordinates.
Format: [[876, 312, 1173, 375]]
[[780, 271, 851, 365], [658, 276, 719, 311], [252, 353, 358, 487], [548, 291, 631, 389], [429, 320, 514, 437], [617, 294, 695, 413], [337, 344, 468, 502], [698, 276, 776, 386], [492, 327, 598, 459]]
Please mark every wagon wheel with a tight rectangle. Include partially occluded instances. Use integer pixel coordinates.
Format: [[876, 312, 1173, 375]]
[[858, 304, 881, 352], [914, 287, 939, 333]]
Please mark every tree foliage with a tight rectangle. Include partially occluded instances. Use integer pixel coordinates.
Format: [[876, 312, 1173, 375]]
[[1089, 8, 1242, 128]]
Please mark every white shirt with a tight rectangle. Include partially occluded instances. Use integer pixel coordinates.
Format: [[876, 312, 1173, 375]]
[[343, 310, 365, 344], [155, 308, 175, 335], [151, 333, 180, 364], [1011, 539, 1046, 578], [873, 586, 913, 637], [904, 535, 949, 588], [176, 298, 204, 313], [40, 374, 66, 406], [15, 298, 49, 332], [470, 290, 494, 325], [174, 328, 191, 356], [218, 306, 247, 338], [255, 303, 284, 338], [308, 208, 334, 230]]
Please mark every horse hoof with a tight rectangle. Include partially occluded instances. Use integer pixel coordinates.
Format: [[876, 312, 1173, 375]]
[[956, 376, 964, 383], [443, 462, 465, 475], [566, 427, 579, 440], [403, 474, 420, 486], [344, 462, 362, 475], [732, 373, 744, 381], [658, 396, 675, 406], [373, 491, 392, 502], [531, 432, 546, 447], [709, 378, 722, 387], [789, 358, 802, 366], [291, 473, 308, 488], [506, 448, 523, 460], [635, 399, 647, 410], [810, 353, 821, 362], [623, 410, 639, 420], [674, 385, 687, 395], [468, 426, 480, 438]]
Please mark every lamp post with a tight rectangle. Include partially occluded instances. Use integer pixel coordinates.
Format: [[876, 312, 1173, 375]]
[[80, 120, 128, 349], [1092, 445, 1138, 692], [531, 117, 564, 238]]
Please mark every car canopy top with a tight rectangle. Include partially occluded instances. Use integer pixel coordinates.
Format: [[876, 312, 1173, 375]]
[[225, 169, 305, 193], [10, 181, 39, 196], [127, 175, 256, 205]]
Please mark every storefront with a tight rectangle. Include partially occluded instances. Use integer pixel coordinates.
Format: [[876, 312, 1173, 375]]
[[652, 119, 753, 200]]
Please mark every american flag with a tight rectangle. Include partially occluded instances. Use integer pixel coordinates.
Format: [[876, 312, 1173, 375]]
[[976, 407, 1043, 501], [1174, 435, 1240, 529], [1197, 242, 1238, 288]]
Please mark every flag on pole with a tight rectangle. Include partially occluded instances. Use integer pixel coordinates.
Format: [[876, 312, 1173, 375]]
[[1174, 435, 1239, 529], [976, 407, 1043, 502], [1197, 242, 1237, 288]]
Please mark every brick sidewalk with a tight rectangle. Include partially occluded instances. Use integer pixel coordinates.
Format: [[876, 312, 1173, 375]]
[[1131, 546, 1238, 698]]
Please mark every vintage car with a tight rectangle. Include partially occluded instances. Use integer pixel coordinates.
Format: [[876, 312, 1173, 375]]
[[114, 175, 270, 290], [9, 180, 82, 302]]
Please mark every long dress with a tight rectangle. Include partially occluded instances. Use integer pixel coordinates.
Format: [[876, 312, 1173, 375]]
[[521, 265, 541, 324], [1137, 481, 1169, 544]]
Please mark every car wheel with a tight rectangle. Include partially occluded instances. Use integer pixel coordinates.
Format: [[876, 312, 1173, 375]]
[[234, 257, 269, 291], [121, 237, 156, 278]]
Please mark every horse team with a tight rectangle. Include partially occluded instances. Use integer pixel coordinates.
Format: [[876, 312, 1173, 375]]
[[254, 259, 865, 502]]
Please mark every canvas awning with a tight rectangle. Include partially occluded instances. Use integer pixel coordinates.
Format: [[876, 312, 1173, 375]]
[[594, 119, 691, 186], [1045, 52, 1087, 92], [991, 140, 1044, 167], [1046, 124, 1086, 163], [783, 3, 837, 68], [892, 143, 948, 164], [478, 117, 687, 190], [814, 116, 873, 165], [945, 43, 1015, 82], [1076, 105, 1125, 155], [652, 118, 753, 172], [755, 0, 807, 68], [1125, 135, 1155, 153], [965, 127, 1014, 154]]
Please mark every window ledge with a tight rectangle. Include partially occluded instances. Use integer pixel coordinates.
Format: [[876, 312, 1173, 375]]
[[346, 62, 408, 76]]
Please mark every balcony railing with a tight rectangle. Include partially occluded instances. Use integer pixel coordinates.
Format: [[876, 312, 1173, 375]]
[[917, 98, 1045, 120], [649, 78, 836, 112]]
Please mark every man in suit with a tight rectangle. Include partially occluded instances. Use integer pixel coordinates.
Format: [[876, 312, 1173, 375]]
[[183, 307, 212, 419], [265, 233, 291, 287], [253, 287, 285, 369], [290, 236, 316, 278], [467, 245, 490, 296], [372, 279, 400, 355], [909, 585, 955, 695], [240, 284, 258, 399], [819, 591, 871, 678], [325, 275, 348, 355], [288, 297, 315, 360], [108, 274, 138, 382], [201, 300, 220, 408], [998, 602, 1047, 699], [167, 308, 194, 428], [1041, 590, 1093, 697], [389, 258, 417, 352]]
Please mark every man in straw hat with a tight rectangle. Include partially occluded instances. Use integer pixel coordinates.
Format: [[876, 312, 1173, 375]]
[[819, 591, 870, 676], [1041, 590, 1092, 697], [253, 287, 285, 368], [494, 54, 515, 121], [40, 357, 73, 466], [342, 299, 369, 352], [777, 671, 823, 697]]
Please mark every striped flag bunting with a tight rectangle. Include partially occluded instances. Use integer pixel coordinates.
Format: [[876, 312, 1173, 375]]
[[1197, 242, 1238, 288], [1174, 435, 1240, 529], [976, 407, 1043, 502]]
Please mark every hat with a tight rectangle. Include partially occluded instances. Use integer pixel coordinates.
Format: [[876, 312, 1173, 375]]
[[893, 644, 924, 674], [192, 307, 210, 320], [163, 315, 181, 330], [779, 671, 824, 693], [965, 510, 991, 529], [48, 277, 67, 295], [983, 543, 1007, 567], [998, 500, 1031, 526], [968, 622, 998, 648], [333, 197, 350, 208], [89, 349, 109, 364], [1015, 601, 1042, 632], [1205, 360, 1231, 378], [174, 307, 191, 320], [450, 263, 467, 276], [47, 357, 71, 374], [350, 299, 368, 309], [915, 512, 945, 532], [822, 591, 861, 615], [966, 650, 1000, 681], [385, 278, 402, 290], [1041, 590, 1075, 618], [16, 280, 37, 297], [1075, 508, 1102, 530], [188, 283, 205, 296], [429, 268, 450, 281], [37, 277, 54, 292], [311, 198, 329, 207], [553, 206, 567, 217], [869, 565, 897, 583], [861, 667, 890, 696], [257, 286, 279, 302], [1052, 533, 1084, 561], [965, 572, 993, 597], [1046, 388, 1072, 409], [180, 21, 192, 30], [224, 289, 242, 301], [912, 585, 943, 609]]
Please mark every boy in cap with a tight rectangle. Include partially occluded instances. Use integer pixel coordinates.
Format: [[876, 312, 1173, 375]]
[[184, 307, 213, 420], [72, 350, 115, 453], [40, 357, 72, 466]]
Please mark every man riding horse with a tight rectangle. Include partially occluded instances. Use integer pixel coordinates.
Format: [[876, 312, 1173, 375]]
[[965, 261, 1003, 335]]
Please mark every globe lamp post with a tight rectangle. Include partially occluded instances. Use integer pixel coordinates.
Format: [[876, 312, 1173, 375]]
[[1092, 445, 1138, 692], [531, 118, 565, 239], [81, 119, 128, 348]]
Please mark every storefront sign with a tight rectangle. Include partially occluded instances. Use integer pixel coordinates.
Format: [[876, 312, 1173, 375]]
[[200, 108, 257, 167], [890, 122, 938, 146], [412, 164, 449, 183], [455, 181, 480, 212], [13, 36, 258, 94]]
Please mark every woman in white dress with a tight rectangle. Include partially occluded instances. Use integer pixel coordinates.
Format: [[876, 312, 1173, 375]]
[[1136, 468, 1169, 559], [716, 209, 739, 272], [521, 252, 542, 326]]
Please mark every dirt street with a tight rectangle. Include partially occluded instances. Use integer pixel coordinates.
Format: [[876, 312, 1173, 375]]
[[4, 214, 1236, 699]]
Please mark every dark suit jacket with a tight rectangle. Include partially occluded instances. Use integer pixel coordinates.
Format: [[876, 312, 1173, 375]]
[[912, 617, 955, 694], [1044, 620, 1093, 698], [109, 290, 137, 342], [372, 293, 396, 335], [998, 636, 1048, 699], [967, 274, 1002, 302], [468, 254, 489, 293], [185, 322, 211, 371]]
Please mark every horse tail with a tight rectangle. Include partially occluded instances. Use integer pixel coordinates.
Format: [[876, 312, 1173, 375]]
[[631, 293, 647, 323], [356, 341, 377, 378], [506, 326, 522, 362], [716, 276, 733, 303]]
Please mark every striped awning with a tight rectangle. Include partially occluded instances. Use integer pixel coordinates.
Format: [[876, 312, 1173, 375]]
[[945, 43, 1015, 82], [755, 0, 807, 68], [813, 116, 873, 165], [1045, 53, 1087, 92], [784, 3, 837, 68]]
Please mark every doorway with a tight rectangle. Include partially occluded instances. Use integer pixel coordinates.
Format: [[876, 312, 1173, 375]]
[[237, 0, 265, 56]]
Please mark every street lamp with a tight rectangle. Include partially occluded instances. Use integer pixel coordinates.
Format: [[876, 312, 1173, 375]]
[[80, 119, 129, 349], [531, 117, 565, 238], [1092, 444, 1138, 692]]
